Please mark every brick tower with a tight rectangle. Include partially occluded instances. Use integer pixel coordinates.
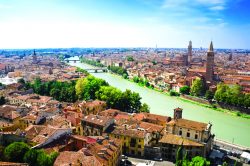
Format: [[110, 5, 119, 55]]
[[188, 40, 192, 65], [205, 41, 214, 83]]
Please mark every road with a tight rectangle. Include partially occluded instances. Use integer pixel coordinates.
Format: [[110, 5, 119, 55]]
[[128, 157, 174, 166]]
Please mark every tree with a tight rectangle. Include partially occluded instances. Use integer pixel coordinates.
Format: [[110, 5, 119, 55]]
[[24, 149, 58, 166], [214, 83, 249, 107], [23, 149, 41, 166], [170, 90, 180, 96], [214, 83, 229, 103], [127, 56, 134, 61], [139, 103, 150, 113], [190, 156, 210, 166], [95, 86, 123, 110], [205, 90, 214, 100], [180, 86, 190, 95], [190, 78, 205, 96], [123, 73, 128, 79], [133, 76, 140, 83], [75, 75, 108, 100], [4, 142, 30, 162]]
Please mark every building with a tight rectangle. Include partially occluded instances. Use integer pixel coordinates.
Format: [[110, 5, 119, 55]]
[[81, 114, 114, 136], [86, 137, 122, 166], [188, 41, 192, 65], [79, 100, 107, 115], [205, 41, 215, 83], [52, 135, 122, 166], [54, 151, 102, 166], [133, 112, 171, 127], [110, 125, 151, 157], [160, 107, 214, 161], [25, 125, 72, 148]]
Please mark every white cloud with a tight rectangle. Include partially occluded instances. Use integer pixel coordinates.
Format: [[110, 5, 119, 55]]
[[210, 5, 225, 10]]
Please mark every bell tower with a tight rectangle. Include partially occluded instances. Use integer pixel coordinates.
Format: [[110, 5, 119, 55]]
[[205, 41, 214, 83], [174, 107, 183, 120], [188, 41, 192, 65]]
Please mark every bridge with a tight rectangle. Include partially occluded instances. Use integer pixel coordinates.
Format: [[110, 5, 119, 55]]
[[64, 59, 80, 63], [84, 68, 108, 73]]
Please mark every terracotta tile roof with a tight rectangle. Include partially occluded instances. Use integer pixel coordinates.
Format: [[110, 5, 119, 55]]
[[46, 115, 71, 128], [81, 100, 106, 108], [167, 119, 208, 132], [82, 114, 113, 127], [111, 126, 147, 138], [159, 133, 204, 147], [25, 125, 46, 139], [86, 138, 121, 165], [54, 151, 102, 166], [99, 109, 121, 117], [133, 112, 170, 123], [25, 124, 69, 146], [138, 121, 164, 133], [0, 105, 20, 120]]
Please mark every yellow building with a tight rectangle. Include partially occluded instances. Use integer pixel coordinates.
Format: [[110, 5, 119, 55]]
[[161, 107, 214, 161], [19, 114, 37, 130], [110, 125, 151, 157]]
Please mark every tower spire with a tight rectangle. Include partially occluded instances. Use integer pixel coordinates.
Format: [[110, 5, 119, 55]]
[[208, 41, 213, 52]]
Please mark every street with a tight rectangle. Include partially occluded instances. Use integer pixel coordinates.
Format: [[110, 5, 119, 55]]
[[128, 157, 175, 166]]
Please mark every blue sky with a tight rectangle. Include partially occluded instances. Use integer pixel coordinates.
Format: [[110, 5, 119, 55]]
[[0, 0, 249, 49]]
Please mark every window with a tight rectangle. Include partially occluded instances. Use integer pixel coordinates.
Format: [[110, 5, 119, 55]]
[[195, 134, 198, 139], [187, 132, 190, 137], [179, 130, 182, 135]]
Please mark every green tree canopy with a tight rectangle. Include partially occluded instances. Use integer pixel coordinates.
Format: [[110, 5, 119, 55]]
[[139, 103, 150, 113], [205, 90, 214, 100], [214, 83, 249, 108], [75, 75, 108, 100], [127, 56, 134, 61], [180, 86, 190, 95], [4, 142, 30, 162], [190, 78, 205, 96]]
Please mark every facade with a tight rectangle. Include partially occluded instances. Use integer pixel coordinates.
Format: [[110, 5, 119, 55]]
[[81, 114, 114, 136], [160, 108, 214, 161], [110, 126, 151, 157], [205, 41, 215, 83], [79, 100, 107, 115]]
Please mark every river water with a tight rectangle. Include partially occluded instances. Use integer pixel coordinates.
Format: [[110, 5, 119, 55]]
[[68, 57, 250, 147]]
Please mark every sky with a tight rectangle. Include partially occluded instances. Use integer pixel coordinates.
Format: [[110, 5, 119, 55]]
[[0, 0, 249, 49]]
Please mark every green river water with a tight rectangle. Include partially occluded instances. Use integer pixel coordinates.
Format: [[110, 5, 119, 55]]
[[68, 58, 250, 147]]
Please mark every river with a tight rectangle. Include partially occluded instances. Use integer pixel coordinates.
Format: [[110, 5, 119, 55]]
[[68, 57, 250, 147]]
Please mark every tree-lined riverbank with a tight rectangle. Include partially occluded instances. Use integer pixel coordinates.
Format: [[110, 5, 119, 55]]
[[67, 57, 250, 147]]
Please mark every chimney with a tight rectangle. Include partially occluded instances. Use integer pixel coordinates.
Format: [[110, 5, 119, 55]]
[[174, 107, 183, 120]]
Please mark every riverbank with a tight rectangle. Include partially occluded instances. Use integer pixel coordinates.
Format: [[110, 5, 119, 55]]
[[107, 71, 250, 119], [68, 58, 250, 147]]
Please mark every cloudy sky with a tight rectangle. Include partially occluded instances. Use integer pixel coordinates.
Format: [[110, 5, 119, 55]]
[[0, 0, 249, 49]]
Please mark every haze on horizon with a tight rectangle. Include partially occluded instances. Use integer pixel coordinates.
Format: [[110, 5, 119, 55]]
[[0, 0, 249, 49]]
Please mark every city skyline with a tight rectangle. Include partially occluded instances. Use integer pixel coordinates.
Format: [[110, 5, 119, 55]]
[[0, 0, 249, 49]]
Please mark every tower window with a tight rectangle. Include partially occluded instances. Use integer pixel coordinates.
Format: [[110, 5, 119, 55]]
[[195, 134, 198, 139], [187, 132, 190, 137]]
